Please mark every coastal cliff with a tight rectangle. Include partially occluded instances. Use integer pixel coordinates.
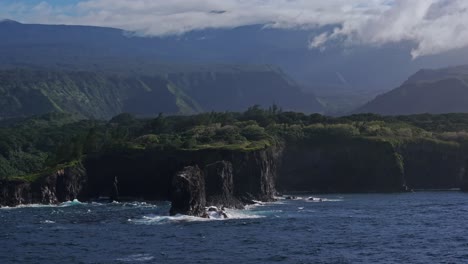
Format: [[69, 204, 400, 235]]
[[277, 138, 406, 193], [2, 140, 468, 208], [4, 110, 468, 208], [84, 146, 282, 210], [204, 161, 242, 209], [0, 163, 87, 207], [277, 138, 468, 193], [398, 140, 466, 190]]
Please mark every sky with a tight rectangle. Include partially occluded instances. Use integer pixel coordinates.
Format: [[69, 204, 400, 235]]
[[1, 0, 468, 59]]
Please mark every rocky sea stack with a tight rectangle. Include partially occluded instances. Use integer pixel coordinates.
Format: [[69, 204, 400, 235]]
[[170, 166, 206, 216]]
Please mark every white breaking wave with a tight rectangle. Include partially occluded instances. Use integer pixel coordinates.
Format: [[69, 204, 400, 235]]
[[0, 204, 56, 210], [116, 254, 155, 263], [121, 201, 160, 208], [321, 198, 344, 202], [293, 196, 344, 203], [0, 199, 89, 210], [224, 208, 265, 219], [59, 199, 85, 207], [129, 214, 210, 225], [40, 220, 56, 224], [129, 208, 264, 225], [0, 200, 163, 210]]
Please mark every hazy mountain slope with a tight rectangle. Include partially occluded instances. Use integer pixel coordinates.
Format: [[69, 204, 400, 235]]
[[167, 67, 321, 112], [0, 70, 183, 119], [0, 67, 323, 120], [356, 66, 468, 115], [0, 21, 409, 94], [4, 20, 468, 97]]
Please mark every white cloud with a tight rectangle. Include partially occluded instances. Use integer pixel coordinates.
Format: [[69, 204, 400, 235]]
[[2, 0, 468, 58], [316, 0, 468, 58]]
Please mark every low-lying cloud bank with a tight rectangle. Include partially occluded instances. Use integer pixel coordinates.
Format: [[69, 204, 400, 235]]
[[2, 0, 468, 58]]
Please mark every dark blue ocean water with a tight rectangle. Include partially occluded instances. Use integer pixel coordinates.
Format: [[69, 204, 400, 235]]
[[1, 192, 468, 264]]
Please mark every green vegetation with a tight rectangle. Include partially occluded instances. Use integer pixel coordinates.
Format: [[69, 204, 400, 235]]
[[0, 67, 322, 120], [3, 107, 468, 182], [0, 69, 185, 119]]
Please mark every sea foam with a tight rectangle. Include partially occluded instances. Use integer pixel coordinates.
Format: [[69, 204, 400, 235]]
[[129, 207, 264, 225], [59, 199, 84, 207], [116, 254, 155, 262]]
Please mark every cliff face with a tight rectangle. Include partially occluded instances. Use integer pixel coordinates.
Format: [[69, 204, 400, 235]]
[[228, 147, 282, 202], [0, 179, 32, 206], [167, 146, 282, 216], [462, 159, 468, 191], [276, 138, 468, 193], [0, 163, 87, 207], [84, 150, 175, 201], [277, 139, 405, 193], [204, 161, 243, 209], [398, 140, 466, 189], [83, 146, 282, 206], [2, 140, 467, 208]]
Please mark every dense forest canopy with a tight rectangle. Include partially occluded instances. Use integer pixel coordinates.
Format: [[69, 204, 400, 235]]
[[2, 108, 468, 181]]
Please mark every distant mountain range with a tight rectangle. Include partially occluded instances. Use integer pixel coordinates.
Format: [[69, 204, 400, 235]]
[[0, 66, 322, 120], [3, 20, 468, 112], [2, 20, 468, 117], [356, 65, 468, 115]]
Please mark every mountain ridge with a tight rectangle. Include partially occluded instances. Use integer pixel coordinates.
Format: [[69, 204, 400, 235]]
[[0, 19, 21, 24], [0, 67, 323, 120], [2, 21, 468, 89], [355, 65, 468, 115]]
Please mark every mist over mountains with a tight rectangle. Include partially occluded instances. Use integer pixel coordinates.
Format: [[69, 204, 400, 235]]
[[1, 20, 467, 88], [1, 19, 468, 117]]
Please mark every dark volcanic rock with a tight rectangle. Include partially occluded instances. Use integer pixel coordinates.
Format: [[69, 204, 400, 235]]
[[85, 147, 282, 208], [0, 179, 32, 207], [460, 161, 468, 192], [0, 163, 88, 207], [230, 147, 282, 202], [84, 150, 177, 201], [1, 146, 282, 209], [204, 161, 243, 209], [397, 140, 465, 190], [461, 160, 468, 192], [277, 139, 405, 193], [34, 165, 88, 204], [170, 166, 206, 216], [55, 165, 88, 202]]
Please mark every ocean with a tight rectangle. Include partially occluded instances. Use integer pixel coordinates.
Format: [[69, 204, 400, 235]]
[[1, 192, 468, 263]]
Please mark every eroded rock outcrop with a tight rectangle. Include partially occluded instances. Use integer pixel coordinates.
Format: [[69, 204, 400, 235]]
[[0, 179, 32, 207], [204, 161, 243, 209], [0, 163, 87, 207], [3, 139, 468, 209], [170, 166, 206, 216], [84, 146, 282, 211], [230, 147, 282, 202]]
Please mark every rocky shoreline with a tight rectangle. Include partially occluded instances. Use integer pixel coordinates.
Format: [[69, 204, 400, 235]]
[[0, 146, 282, 214], [1, 142, 468, 213]]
